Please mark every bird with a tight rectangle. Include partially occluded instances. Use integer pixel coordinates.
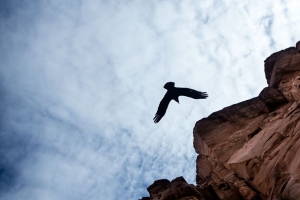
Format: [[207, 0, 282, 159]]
[[153, 82, 208, 123]]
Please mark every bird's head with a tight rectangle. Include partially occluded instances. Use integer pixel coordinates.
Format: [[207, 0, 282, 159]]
[[164, 82, 175, 90], [297, 41, 300, 52]]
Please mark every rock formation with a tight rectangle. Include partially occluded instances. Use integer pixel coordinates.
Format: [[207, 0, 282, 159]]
[[142, 41, 300, 200]]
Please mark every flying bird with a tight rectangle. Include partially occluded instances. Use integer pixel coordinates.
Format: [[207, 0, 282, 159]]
[[153, 82, 208, 123]]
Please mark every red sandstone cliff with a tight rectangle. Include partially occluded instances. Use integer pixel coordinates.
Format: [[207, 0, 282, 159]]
[[142, 41, 300, 200]]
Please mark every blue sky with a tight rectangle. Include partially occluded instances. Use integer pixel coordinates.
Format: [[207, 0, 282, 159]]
[[1, 0, 300, 199]]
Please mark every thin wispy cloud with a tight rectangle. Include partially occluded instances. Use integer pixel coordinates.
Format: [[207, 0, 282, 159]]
[[1, 0, 299, 199]]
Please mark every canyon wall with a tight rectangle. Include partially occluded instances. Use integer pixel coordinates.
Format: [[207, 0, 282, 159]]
[[142, 41, 300, 200]]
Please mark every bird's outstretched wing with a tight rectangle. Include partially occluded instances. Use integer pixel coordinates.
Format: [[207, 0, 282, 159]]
[[153, 93, 172, 123], [177, 88, 208, 99]]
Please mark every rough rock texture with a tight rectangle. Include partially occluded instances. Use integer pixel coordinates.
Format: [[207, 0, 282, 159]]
[[142, 42, 300, 200], [194, 42, 300, 200], [144, 177, 205, 200]]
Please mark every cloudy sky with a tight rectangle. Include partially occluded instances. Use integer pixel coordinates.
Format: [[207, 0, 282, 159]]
[[0, 0, 299, 199]]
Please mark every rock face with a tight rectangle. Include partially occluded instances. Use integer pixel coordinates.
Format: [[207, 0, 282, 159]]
[[144, 177, 205, 200], [142, 42, 300, 200]]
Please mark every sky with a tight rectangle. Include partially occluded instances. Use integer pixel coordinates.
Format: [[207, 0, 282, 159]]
[[0, 0, 299, 199]]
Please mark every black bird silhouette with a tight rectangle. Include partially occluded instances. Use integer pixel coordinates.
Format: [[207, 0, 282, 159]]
[[153, 82, 208, 123]]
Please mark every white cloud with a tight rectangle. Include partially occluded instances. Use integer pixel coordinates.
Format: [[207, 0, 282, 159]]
[[1, 0, 300, 199]]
